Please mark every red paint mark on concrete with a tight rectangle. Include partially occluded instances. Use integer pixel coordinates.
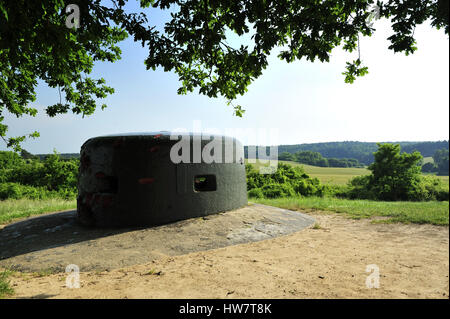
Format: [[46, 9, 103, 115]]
[[153, 134, 162, 139], [95, 172, 106, 179], [82, 193, 94, 207], [113, 139, 123, 148], [94, 195, 102, 204], [138, 177, 155, 184], [101, 195, 114, 207]]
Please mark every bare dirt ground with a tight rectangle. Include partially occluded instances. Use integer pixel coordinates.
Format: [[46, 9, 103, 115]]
[[6, 211, 449, 299], [0, 204, 314, 272]]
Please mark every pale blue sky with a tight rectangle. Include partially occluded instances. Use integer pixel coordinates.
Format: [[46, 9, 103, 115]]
[[2, 5, 449, 154]]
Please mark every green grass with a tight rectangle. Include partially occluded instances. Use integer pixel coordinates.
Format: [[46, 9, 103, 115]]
[[252, 197, 449, 225], [0, 198, 76, 225], [311, 222, 322, 229], [0, 270, 14, 298], [285, 162, 370, 185]]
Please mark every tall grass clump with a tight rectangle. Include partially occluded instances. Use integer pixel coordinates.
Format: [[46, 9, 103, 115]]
[[0, 270, 14, 298]]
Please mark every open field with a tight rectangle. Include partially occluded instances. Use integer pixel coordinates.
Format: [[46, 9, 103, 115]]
[[0, 199, 76, 225], [246, 159, 449, 185], [3, 211, 448, 299], [282, 161, 370, 185], [252, 197, 449, 226]]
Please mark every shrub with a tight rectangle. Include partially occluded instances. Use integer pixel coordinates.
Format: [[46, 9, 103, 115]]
[[346, 175, 376, 200], [5, 160, 45, 186], [368, 143, 423, 201], [248, 188, 264, 199], [246, 163, 325, 198], [41, 154, 78, 191], [292, 179, 318, 197], [0, 151, 22, 169], [322, 183, 350, 198], [346, 172, 449, 201], [345, 143, 447, 202], [419, 176, 449, 201], [0, 182, 55, 200], [0, 151, 79, 200], [261, 183, 296, 198]]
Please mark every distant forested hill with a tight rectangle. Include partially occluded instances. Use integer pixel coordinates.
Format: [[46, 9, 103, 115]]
[[35, 153, 80, 160], [244, 141, 449, 165]]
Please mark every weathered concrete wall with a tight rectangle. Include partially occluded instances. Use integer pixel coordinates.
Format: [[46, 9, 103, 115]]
[[77, 132, 248, 227]]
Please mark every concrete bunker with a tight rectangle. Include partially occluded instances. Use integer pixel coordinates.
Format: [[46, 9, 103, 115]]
[[77, 132, 248, 227]]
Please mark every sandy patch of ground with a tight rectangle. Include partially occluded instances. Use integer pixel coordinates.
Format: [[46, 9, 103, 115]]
[[7, 211, 449, 299], [0, 204, 314, 272]]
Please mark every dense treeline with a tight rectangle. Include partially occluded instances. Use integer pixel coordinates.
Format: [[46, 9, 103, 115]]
[[245, 141, 449, 165], [279, 151, 363, 168], [35, 153, 80, 161], [402, 142, 450, 158], [0, 151, 78, 200]]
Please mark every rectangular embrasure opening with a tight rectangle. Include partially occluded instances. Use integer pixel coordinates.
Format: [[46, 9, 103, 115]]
[[194, 175, 217, 192]]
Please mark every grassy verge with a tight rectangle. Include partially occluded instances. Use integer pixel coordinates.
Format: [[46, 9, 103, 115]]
[[252, 197, 449, 225], [0, 270, 14, 298], [0, 198, 76, 225]]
